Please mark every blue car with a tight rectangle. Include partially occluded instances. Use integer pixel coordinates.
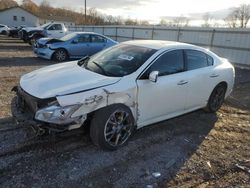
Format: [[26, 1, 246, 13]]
[[33, 32, 118, 62]]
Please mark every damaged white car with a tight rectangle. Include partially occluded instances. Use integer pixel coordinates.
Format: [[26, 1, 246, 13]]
[[12, 40, 235, 150]]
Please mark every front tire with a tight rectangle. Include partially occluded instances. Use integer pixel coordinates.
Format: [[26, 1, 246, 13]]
[[53, 49, 68, 62], [90, 104, 135, 150], [206, 84, 227, 112]]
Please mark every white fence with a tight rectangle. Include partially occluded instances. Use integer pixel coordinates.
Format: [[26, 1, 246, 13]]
[[68, 25, 250, 66]]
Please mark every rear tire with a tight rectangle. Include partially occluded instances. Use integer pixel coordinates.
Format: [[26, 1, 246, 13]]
[[90, 104, 135, 150], [53, 49, 68, 62], [205, 83, 227, 112]]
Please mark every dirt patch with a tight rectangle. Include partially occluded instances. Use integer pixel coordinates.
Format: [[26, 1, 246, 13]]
[[0, 35, 249, 187]]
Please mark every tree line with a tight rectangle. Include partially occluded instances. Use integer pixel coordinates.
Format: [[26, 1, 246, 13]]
[[0, 0, 149, 25], [0, 0, 249, 27]]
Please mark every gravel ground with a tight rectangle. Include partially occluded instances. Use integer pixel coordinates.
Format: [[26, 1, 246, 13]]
[[0, 35, 249, 188]]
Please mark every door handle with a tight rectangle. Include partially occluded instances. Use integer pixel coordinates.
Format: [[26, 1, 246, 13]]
[[177, 80, 188, 85], [59, 31, 63, 33], [210, 74, 219, 78]]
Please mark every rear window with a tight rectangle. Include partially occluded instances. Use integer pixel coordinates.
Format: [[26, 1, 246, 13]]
[[185, 50, 212, 70], [207, 55, 214, 66]]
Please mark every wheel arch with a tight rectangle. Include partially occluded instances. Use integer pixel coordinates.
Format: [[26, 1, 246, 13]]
[[208, 81, 228, 100], [89, 103, 136, 123]]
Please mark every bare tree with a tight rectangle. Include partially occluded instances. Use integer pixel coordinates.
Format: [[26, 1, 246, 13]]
[[21, 0, 39, 13], [202, 13, 213, 27], [237, 4, 250, 28], [105, 15, 115, 24], [87, 7, 99, 24], [40, 0, 50, 8], [224, 9, 239, 28], [139, 20, 149, 26], [114, 16, 123, 25], [159, 18, 174, 26], [173, 16, 189, 27], [224, 4, 250, 28], [124, 18, 138, 25]]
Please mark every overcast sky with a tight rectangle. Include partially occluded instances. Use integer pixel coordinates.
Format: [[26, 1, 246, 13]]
[[20, 0, 250, 23]]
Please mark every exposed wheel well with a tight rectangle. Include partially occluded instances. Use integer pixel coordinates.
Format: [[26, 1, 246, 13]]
[[217, 81, 228, 91], [84, 103, 135, 130]]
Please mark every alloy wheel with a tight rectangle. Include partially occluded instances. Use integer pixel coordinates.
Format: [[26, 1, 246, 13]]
[[55, 50, 67, 61], [210, 86, 225, 111], [104, 110, 133, 147]]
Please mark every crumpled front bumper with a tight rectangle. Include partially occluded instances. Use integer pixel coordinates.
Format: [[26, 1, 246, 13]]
[[33, 47, 54, 60], [11, 86, 83, 132]]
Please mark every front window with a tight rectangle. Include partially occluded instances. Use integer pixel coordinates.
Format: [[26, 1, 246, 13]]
[[48, 24, 62, 30], [78, 34, 90, 43], [81, 44, 156, 77], [143, 50, 184, 77], [185, 50, 209, 70]]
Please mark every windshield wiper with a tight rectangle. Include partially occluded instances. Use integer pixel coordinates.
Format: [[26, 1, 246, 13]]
[[92, 61, 108, 76]]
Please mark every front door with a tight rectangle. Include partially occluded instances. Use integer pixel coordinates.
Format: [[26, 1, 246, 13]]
[[46, 24, 64, 38], [68, 34, 91, 57], [136, 50, 188, 127]]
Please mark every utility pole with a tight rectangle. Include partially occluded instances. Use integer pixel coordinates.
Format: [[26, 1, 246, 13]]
[[85, 0, 87, 24]]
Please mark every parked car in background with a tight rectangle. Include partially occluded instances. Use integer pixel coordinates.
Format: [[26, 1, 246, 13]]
[[12, 40, 235, 150], [0, 24, 10, 35], [8, 26, 25, 37], [20, 22, 68, 44], [33, 32, 118, 61]]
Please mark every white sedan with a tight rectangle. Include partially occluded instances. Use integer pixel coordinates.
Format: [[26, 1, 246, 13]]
[[12, 40, 235, 150], [0, 24, 9, 35]]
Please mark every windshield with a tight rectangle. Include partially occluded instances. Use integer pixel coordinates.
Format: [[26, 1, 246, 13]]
[[83, 44, 156, 77], [60, 32, 77, 41]]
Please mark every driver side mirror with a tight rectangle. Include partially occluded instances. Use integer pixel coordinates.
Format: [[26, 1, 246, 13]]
[[149, 71, 159, 83], [72, 39, 78, 44]]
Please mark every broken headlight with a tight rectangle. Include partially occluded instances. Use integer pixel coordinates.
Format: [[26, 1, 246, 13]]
[[35, 102, 82, 125]]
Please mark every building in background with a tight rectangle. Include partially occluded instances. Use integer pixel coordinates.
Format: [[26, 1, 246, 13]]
[[0, 6, 75, 27], [0, 6, 39, 27]]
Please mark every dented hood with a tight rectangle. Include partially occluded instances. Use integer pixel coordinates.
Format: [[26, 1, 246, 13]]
[[20, 61, 121, 99], [38, 37, 63, 45]]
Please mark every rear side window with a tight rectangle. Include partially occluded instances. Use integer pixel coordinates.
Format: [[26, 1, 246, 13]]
[[91, 35, 106, 43], [145, 50, 184, 77], [207, 55, 214, 66], [185, 50, 209, 70]]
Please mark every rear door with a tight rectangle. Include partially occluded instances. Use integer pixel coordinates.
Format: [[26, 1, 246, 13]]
[[184, 49, 219, 110], [89, 34, 107, 55]]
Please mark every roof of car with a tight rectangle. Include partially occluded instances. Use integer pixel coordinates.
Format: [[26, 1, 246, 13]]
[[122, 40, 196, 50], [74, 32, 97, 35]]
